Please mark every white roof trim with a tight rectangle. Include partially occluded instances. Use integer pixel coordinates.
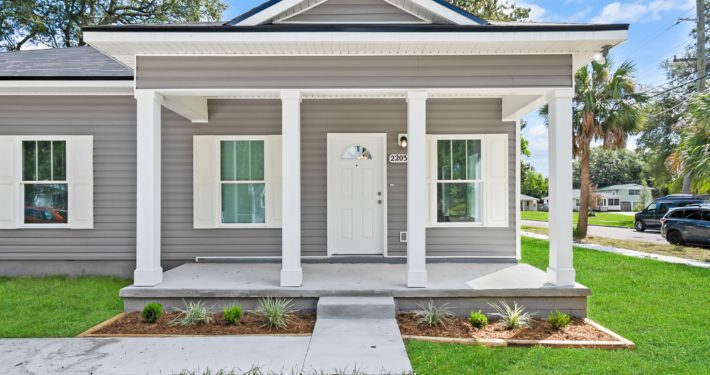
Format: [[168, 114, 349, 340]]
[[234, 0, 481, 26], [0, 80, 133, 95]]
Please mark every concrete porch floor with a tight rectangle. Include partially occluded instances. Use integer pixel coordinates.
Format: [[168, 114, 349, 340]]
[[121, 263, 591, 316]]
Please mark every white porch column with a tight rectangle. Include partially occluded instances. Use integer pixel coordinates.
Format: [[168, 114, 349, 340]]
[[134, 90, 163, 286], [547, 88, 576, 287], [406, 91, 428, 288], [280, 90, 303, 287]]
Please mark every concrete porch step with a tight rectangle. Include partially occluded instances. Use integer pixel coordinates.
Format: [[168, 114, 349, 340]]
[[317, 296, 395, 319]]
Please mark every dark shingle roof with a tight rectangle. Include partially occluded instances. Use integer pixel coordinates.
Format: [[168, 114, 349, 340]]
[[0, 46, 132, 80]]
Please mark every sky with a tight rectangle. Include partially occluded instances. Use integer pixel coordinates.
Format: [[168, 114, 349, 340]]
[[223, 0, 699, 176]]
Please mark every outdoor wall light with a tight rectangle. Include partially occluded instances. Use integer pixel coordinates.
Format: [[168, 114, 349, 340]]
[[398, 134, 408, 149], [593, 45, 611, 64]]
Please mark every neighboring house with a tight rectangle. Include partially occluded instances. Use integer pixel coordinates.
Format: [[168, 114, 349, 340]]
[[520, 194, 539, 211], [597, 184, 655, 211], [0, 0, 627, 316], [543, 189, 581, 211]]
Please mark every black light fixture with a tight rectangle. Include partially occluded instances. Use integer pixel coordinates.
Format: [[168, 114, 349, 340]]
[[398, 134, 408, 149]]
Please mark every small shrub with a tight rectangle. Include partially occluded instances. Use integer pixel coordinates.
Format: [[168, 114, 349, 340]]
[[547, 309, 571, 330], [223, 304, 243, 325], [170, 300, 214, 326], [488, 300, 534, 330], [141, 302, 163, 323], [256, 297, 295, 329], [415, 300, 453, 327], [468, 310, 488, 329]]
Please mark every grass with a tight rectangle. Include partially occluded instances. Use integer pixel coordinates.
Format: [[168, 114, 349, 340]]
[[521, 226, 709, 263], [521, 211, 635, 228], [407, 237, 710, 374], [0, 276, 129, 337]]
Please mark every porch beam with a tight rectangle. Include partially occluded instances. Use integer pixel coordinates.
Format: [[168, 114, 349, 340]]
[[280, 90, 303, 287], [547, 88, 576, 287], [134, 90, 163, 286], [406, 91, 428, 288], [162, 96, 208, 123]]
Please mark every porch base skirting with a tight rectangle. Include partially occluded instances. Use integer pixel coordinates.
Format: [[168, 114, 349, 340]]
[[120, 262, 591, 317]]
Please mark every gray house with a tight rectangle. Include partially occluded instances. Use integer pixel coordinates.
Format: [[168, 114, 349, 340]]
[[0, 0, 628, 316]]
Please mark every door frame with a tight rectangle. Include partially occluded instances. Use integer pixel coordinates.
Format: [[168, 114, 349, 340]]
[[326, 133, 388, 257]]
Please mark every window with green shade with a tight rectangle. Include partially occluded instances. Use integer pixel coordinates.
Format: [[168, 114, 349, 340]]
[[220, 140, 266, 224], [22, 140, 68, 224], [435, 138, 482, 224]]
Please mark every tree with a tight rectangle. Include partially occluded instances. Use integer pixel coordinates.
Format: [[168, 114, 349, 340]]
[[521, 166, 548, 199], [674, 93, 710, 193], [0, 0, 227, 51], [448, 0, 531, 21], [541, 59, 645, 239], [572, 148, 644, 188]]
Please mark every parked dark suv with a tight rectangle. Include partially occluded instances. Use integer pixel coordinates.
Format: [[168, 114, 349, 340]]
[[660, 205, 710, 247], [634, 195, 709, 231]]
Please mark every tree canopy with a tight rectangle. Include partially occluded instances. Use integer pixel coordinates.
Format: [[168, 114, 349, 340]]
[[0, 0, 227, 51], [449, 0, 531, 21], [573, 148, 644, 189]]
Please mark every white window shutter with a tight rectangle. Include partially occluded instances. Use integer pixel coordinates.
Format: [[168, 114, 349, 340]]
[[0, 137, 18, 229], [484, 134, 509, 227], [67, 136, 94, 229], [193, 136, 219, 228], [268, 135, 282, 228]]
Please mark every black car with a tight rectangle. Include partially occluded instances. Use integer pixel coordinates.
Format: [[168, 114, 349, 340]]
[[660, 205, 710, 247], [634, 195, 710, 232]]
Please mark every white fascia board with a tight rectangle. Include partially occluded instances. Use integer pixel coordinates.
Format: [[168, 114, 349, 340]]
[[235, 0, 308, 26], [85, 29, 627, 45], [0, 80, 133, 95]]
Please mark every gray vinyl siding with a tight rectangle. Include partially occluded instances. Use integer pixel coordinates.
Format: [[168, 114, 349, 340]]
[[136, 55, 573, 90], [425, 99, 516, 257], [161, 100, 283, 259], [281, 0, 425, 23], [0, 97, 514, 262], [0, 96, 137, 261]]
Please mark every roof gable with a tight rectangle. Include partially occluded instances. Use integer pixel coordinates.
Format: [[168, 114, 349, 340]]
[[227, 0, 487, 26], [276, 0, 428, 24]]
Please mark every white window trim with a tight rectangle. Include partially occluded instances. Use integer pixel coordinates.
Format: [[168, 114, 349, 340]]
[[16, 136, 70, 229], [215, 135, 272, 229], [428, 134, 486, 228]]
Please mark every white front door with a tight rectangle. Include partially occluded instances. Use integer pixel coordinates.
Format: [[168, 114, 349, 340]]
[[327, 133, 386, 255]]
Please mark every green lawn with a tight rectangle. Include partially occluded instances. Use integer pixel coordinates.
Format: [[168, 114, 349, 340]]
[[407, 237, 710, 374], [521, 211, 635, 228], [0, 276, 129, 337]]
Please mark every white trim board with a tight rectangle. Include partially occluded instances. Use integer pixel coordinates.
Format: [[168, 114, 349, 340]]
[[0, 80, 133, 95]]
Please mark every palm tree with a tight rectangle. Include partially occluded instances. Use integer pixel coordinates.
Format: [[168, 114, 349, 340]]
[[673, 93, 710, 193], [542, 59, 645, 238]]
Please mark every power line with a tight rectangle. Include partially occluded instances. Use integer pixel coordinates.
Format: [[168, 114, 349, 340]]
[[615, 8, 696, 62], [645, 74, 709, 100]]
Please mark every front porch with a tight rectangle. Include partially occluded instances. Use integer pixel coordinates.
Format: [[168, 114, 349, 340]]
[[121, 261, 590, 317]]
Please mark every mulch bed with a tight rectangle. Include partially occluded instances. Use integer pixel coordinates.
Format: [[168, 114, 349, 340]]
[[91, 312, 315, 336], [396, 313, 616, 341]]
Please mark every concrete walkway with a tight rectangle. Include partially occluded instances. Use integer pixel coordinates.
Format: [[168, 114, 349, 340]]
[[0, 297, 413, 375], [523, 231, 710, 269], [522, 219, 667, 244]]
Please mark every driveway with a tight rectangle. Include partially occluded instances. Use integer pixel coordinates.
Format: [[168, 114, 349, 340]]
[[522, 220, 667, 244]]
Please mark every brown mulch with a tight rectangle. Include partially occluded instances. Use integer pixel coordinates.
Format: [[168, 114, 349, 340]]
[[92, 312, 316, 335], [396, 313, 616, 341]]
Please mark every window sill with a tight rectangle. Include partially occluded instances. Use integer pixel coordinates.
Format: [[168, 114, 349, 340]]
[[427, 222, 484, 228]]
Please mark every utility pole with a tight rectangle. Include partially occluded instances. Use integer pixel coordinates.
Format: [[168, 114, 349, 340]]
[[697, 0, 706, 94], [682, 0, 706, 194]]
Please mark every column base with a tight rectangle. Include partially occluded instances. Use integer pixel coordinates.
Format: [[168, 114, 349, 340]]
[[546, 266, 576, 287], [133, 267, 163, 287], [280, 268, 303, 287], [407, 270, 428, 288]]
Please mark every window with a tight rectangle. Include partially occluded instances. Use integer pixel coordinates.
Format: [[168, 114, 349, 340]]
[[684, 210, 702, 220], [702, 210, 710, 221], [22, 140, 68, 225], [629, 189, 640, 196], [342, 145, 372, 160], [668, 209, 685, 218], [645, 203, 657, 212], [220, 140, 266, 225], [434, 138, 482, 224], [608, 198, 620, 206]]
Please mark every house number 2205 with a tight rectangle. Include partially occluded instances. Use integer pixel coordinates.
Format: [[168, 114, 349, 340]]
[[388, 154, 408, 163]]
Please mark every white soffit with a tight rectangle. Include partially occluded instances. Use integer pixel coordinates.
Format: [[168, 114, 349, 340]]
[[84, 30, 628, 68]]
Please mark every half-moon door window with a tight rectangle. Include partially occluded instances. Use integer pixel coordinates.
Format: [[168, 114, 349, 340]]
[[341, 145, 372, 160]]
